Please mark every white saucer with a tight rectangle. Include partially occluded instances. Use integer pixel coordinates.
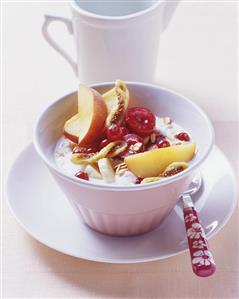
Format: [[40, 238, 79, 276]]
[[7, 144, 237, 263]]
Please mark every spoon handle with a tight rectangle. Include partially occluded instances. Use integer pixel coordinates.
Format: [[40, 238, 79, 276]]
[[182, 194, 216, 277]]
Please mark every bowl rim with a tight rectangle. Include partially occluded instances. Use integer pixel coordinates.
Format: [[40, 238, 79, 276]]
[[33, 81, 215, 192], [70, 0, 162, 22]]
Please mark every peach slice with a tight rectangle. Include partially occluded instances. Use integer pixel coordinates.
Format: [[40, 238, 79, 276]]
[[64, 84, 107, 145], [103, 80, 129, 127], [124, 143, 196, 178]]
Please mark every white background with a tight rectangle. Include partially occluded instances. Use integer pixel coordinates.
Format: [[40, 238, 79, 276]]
[[2, 1, 238, 298]]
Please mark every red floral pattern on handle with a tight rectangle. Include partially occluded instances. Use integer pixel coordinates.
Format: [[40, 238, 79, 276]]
[[184, 207, 216, 277]]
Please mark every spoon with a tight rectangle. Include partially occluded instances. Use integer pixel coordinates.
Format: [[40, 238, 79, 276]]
[[181, 175, 216, 277]]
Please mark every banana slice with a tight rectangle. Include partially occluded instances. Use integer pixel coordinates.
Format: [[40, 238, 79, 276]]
[[98, 158, 115, 183], [141, 177, 162, 184], [108, 141, 127, 158], [85, 165, 102, 180], [115, 162, 128, 176]]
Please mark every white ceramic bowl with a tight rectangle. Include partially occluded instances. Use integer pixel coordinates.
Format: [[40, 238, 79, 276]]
[[34, 82, 214, 236]]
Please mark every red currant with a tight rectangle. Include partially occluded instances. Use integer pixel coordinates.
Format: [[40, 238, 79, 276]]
[[120, 126, 129, 136], [157, 139, 170, 148], [119, 134, 145, 158], [125, 107, 156, 136], [156, 134, 166, 143], [123, 134, 143, 146], [75, 171, 89, 180], [72, 146, 88, 154], [175, 132, 190, 142], [106, 124, 124, 141]]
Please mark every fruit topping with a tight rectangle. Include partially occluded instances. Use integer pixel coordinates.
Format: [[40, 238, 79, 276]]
[[156, 134, 166, 143], [120, 126, 129, 136], [60, 80, 196, 185], [157, 139, 170, 148], [135, 177, 143, 184], [103, 80, 129, 127], [123, 133, 143, 145], [146, 138, 170, 151], [143, 136, 150, 145], [161, 162, 188, 177], [141, 177, 162, 184], [85, 165, 102, 179], [71, 140, 127, 164], [64, 84, 107, 145], [132, 162, 188, 183], [108, 141, 127, 158], [150, 132, 157, 144], [147, 144, 159, 151], [99, 139, 110, 149], [106, 124, 124, 141], [75, 171, 89, 180], [119, 134, 145, 158], [124, 143, 196, 178], [98, 158, 115, 183], [125, 107, 156, 136], [115, 162, 128, 176], [175, 132, 190, 142]]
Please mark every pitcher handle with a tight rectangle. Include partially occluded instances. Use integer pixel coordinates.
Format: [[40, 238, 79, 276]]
[[42, 14, 78, 76]]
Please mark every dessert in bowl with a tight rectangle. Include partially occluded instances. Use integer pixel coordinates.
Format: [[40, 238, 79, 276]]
[[56, 81, 196, 185], [34, 81, 214, 236]]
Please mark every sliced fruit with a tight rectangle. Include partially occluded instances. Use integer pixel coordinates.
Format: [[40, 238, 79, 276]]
[[161, 162, 188, 177], [99, 139, 110, 149], [107, 141, 127, 158], [106, 123, 124, 141], [123, 134, 143, 146], [135, 177, 143, 184], [124, 143, 196, 178], [102, 80, 129, 127], [125, 107, 156, 136], [71, 140, 126, 164], [119, 133, 145, 158], [85, 165, 102, 179], [64, 84, 107, 145], [141, 177, 162, 184], [98, 158, 115, 183], [115, 162, 128, 176], [157, 139, 170, 148]]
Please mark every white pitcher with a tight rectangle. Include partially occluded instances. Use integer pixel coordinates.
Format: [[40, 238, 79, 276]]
[[42, 0, 180, 83]]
